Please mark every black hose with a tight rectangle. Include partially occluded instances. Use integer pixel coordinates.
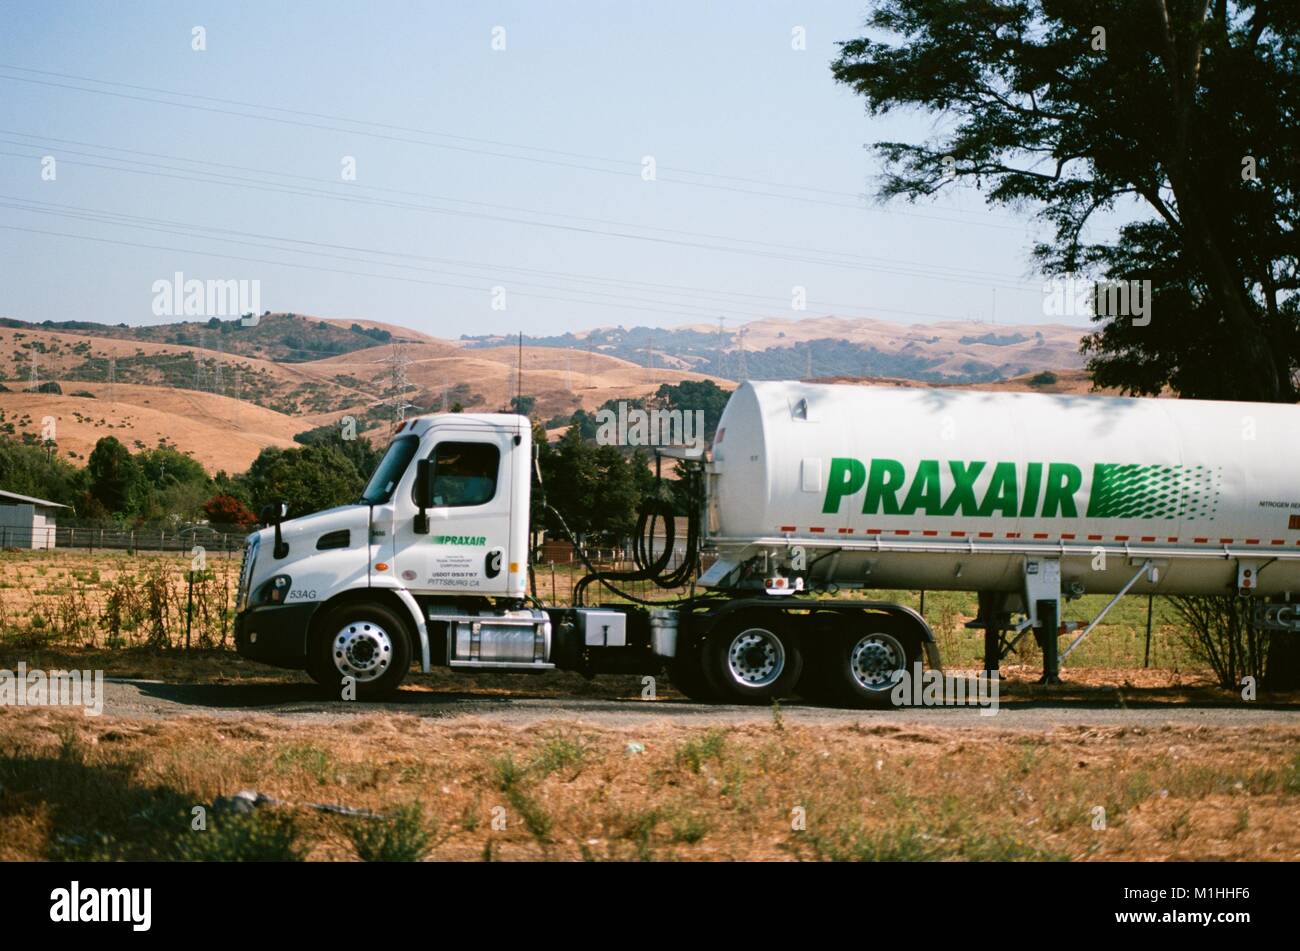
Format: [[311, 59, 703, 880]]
[[554, 462, 711, 607]]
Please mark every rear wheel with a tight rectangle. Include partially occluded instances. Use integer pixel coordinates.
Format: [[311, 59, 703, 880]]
[[700, 618, 803, 703], [308, 602, 412, 700], [805, 616, 920, 708], [668, 638, 720, 702]]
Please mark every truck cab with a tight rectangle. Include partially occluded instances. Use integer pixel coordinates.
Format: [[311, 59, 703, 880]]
[[235, 413, 540, 696]]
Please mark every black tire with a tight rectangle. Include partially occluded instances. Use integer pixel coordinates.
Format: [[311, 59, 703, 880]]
[[700, 615, 803, 704], [668, 637, 720, 702], [805, 614, 921, 709], [307, 601, 413, 700]]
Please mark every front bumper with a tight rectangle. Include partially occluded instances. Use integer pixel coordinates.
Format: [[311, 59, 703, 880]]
[[234, 602, 321, 669]]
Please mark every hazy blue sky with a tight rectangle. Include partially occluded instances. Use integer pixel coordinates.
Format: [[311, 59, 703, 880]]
[[0, 1, 1111, 337]]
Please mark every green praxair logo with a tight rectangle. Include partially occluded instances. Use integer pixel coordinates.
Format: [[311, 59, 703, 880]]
[[822, 459, 1220, 520], [433, 535, 487, 545]]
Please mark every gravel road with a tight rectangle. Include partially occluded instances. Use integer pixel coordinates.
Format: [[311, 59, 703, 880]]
[[86, 678, 1300, 731]]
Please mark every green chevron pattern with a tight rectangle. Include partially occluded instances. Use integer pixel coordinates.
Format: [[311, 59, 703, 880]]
[[1086, 463, 1220, 520]]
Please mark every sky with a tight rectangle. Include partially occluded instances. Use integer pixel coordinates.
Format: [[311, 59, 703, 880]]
[[0, 1, 1110, 338]]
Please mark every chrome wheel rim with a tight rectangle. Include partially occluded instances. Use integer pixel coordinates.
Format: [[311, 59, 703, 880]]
[[332, 621, 394, 683], [850, 632, 906, 691], [726, 627, 785, 688]]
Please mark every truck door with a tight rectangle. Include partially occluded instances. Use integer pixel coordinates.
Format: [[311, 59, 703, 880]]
[[391, 426, 516, 597]]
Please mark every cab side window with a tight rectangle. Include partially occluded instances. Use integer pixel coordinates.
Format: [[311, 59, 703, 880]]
[[428, 441, 499, 507]]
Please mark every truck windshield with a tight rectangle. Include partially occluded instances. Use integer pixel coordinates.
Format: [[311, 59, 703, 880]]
[[360, 435, 419, 504]]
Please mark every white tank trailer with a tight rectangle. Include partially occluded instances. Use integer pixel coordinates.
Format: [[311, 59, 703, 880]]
[[704, 381, 1300, 599], [233, 379, 1300, 705], [699, 381, 1300, 684]]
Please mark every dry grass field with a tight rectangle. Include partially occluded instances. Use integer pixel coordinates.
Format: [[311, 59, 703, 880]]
[[1, 549, 1296, 862], [0, 549, 1209, 672], [0, 706, 1296, 861]]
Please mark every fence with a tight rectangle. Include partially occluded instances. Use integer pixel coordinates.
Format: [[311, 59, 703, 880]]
[[0, 521, 251, 557]]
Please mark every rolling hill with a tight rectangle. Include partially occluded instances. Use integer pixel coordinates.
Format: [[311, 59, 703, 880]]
[[0, 312, 1092, 474]]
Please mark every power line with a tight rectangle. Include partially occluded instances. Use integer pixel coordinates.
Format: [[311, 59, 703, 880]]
[[0, 63, 1028, 223], [0, 134, 1040, 280], [0, 198, 1023, 323], [0, 146, 1042, 292], [1, 193, 1028, 314]]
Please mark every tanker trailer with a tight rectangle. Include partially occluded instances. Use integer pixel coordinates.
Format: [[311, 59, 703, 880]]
[[682, 380, 1300, 694]]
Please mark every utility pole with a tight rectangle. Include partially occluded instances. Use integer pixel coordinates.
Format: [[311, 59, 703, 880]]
[[516, 332, 523, 412], [107, 355, 116, 405]]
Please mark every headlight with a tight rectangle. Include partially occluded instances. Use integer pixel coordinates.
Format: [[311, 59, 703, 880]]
[[253, 575, 293, 606]]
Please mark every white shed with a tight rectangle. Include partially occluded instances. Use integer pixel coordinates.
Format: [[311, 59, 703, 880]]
[[0, 489, 68, 550]]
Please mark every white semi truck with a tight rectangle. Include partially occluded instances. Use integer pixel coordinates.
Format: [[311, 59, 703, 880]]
[[235, 381, 1300, 704]]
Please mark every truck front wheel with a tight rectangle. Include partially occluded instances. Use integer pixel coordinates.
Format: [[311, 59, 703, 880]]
[[701, 620, 803, 703], [308, 602, 412, 700]]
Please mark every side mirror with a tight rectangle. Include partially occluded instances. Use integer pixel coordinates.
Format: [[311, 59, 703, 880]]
[[259, 499, 289, 558], [413, 458, 432, 534]]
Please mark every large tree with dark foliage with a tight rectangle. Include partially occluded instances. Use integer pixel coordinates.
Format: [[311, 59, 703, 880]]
[[832, 0, 1299, 401]]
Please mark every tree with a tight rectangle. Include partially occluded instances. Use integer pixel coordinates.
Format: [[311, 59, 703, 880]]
[[86, 436, 146, 518], [293, 424, 383, 483], [203, 493, 259, 528], [137, 445, 208, 490], [239, 443, 366, 518], [831, 0, 1300, 401], [0, 438, 83, 508], [509, 394, 537, 417], [833, 0, 1300, 680], [653, 379, 731, 442], [536, 427, 650, 544]]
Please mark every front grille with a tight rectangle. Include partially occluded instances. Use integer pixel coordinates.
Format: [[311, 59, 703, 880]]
[[236, 537, 259, 611]]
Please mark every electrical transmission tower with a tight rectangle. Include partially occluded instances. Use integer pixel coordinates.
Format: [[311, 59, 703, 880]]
[[194, 329, 208, 391], [212, 338, 225, 395], [107, 356, 116, 404], [385, 343, 412, 425], [716, 315, 730, 379]]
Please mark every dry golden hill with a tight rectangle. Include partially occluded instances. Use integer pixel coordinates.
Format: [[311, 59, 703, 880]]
[[0, 325, 372, 416], [1, 312, 1095, 475], [815, 368, 1141, 398], [0, 383, 304, 473], [297, 342, 726, 421]]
